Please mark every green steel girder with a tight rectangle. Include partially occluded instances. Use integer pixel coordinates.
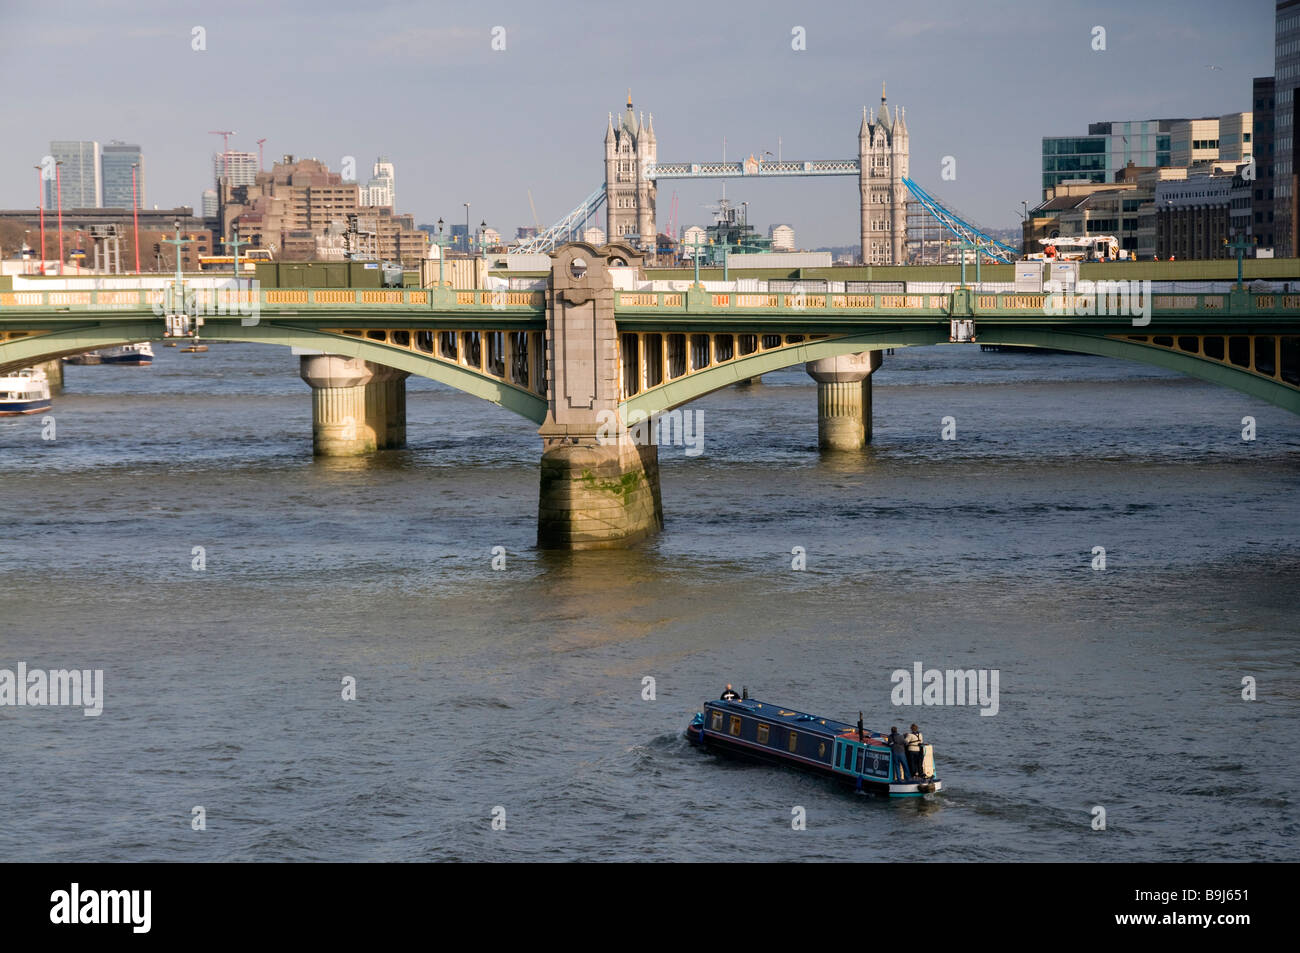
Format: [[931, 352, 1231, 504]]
[[0, 318, 548, 423], [618, 326, 1300, 418]]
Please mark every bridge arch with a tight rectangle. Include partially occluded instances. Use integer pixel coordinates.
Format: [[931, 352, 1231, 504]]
[[0, 320, 548, 423], [618, 327, 1300, 419]]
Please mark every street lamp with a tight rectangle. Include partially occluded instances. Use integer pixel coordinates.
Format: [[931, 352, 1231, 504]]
[[131, 163, 141, 273], [435, 217, 446, 287], [480, 220, 487, 260], [33, 165, 45, 274], [55, 159, 64, 275]]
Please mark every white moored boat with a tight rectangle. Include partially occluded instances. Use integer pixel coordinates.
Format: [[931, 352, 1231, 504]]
[[0, 367, 53, 415], [98, 343, 154, 366]]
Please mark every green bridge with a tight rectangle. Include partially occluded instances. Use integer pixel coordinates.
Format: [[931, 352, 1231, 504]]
[[3, 242, 1299, 548]]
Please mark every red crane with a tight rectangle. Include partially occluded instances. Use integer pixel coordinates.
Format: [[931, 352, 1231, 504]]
[[208, 130, 236, 181], [664, 191, 679, 243]]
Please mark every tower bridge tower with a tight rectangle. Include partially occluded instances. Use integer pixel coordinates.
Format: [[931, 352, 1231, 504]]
[[604, 92, 657, 249], [859, 83, 909, 265]]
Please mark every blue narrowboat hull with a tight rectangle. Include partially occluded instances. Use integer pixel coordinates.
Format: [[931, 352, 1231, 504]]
[[686, 698, 942, 798], [0, 398, 52, 415]]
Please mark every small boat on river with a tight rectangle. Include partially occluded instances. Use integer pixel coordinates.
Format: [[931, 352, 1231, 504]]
[[686, 693, 942, 797], [0, 367, 53, 415], [99, 343, 154, 365]]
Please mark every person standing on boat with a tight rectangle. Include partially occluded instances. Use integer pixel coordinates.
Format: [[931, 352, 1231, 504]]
[[888, 727, 912, 782], [905, 724, 924, 778], [720, 684, 740, 701]]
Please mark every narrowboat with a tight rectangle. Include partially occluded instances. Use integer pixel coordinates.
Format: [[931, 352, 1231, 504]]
[[686, 695, 941, 797], [99, 343, 154, 365]]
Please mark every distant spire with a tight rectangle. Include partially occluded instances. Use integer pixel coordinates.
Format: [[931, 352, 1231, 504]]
[[859, 105, 869, 138], [627, 88, 632, 108], [881, 81, 887, 106]]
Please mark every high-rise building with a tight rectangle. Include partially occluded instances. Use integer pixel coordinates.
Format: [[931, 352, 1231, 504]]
[[360, 157, 395, 208], [214, 151, 258, 187], [769, 224, 795, 251], [101, 142, 143, 208], [1252, 77, 1276, 250], [1274, 0, 1300, 257], [219, 155, 426, 264], [1041, 120, 1175, 196], [858, 85, 909, 265], [604, 95, 657, 247], [201, 188, 218, 218], [46, 140, 102, 208]]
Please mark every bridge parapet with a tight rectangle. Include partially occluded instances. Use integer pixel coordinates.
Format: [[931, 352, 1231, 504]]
[[0, 287, 546, 315]]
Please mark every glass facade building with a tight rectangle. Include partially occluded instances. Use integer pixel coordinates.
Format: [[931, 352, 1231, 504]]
[[101, 142, 143, 209], [1041, 120, 1174, 196], [1274, 0, 1300, 256], [45, 140, 102, 208]]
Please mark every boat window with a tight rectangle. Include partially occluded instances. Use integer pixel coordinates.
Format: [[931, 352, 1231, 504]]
[[756, 724, 770, 745], [855, 748, 865, 774], [729, 716, 742, 737], [710, 711, 723, 732], [787, 731, 798, 753]]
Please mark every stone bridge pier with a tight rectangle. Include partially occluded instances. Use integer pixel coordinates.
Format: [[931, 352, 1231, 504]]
[[299, 354, 409, 456], [537, 242, 663, 549], [805, 351, 882, 450]]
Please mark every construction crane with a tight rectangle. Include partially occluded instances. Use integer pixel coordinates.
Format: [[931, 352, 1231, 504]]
[[208, 130, 236, 181], [255, 138, 266, 172], [663, 191, 679, 243]]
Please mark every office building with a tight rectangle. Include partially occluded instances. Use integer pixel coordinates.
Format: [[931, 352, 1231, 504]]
[[46, 140, 102, 208], [214, 151, 258, 187], [359, 157, 395, 208], [1252, 77, 1277, 250], [769, 224, 795, 251], [1040, 120, 1175, 197], [101, 142, 143, 208], [1274, 0, 1300, 256]]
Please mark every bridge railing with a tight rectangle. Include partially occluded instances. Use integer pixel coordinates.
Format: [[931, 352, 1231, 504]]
[[0, 288, 547, 313], [612, 290, 1300, 317]]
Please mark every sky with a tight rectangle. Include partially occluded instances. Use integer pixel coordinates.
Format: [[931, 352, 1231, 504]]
[[0, 0, 1277, 247]]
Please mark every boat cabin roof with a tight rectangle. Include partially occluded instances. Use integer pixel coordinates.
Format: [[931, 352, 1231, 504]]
[[704, 698, 890, 745]]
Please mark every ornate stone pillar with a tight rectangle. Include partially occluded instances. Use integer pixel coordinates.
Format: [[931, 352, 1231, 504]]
[[39, 358, 64, 395], [299, 354, 376, 456], [364, 364, 410, 450], [537, 242, 663, 549], [805, 351, 882, 450]]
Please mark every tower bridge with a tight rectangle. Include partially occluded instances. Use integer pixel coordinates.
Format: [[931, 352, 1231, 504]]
[[519, 86, 914, 265], [2, 244, 1298, 549]]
